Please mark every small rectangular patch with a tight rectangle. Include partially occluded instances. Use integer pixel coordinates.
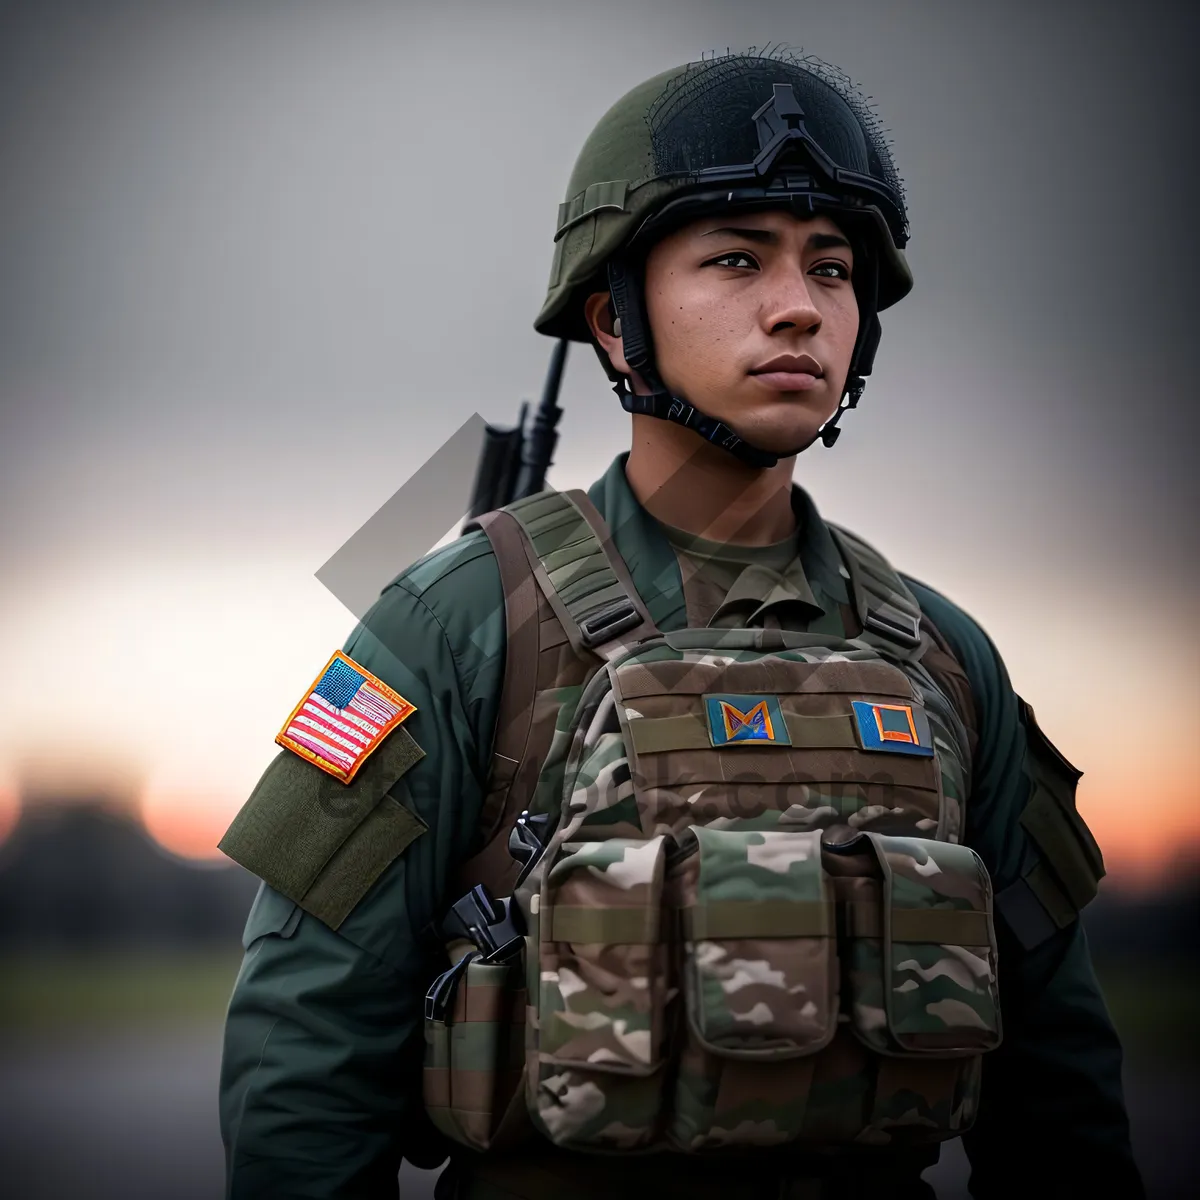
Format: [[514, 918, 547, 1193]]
[[851, 700, 934, 757], [277, 650, 417, 783], [704, 693, 791, 747]]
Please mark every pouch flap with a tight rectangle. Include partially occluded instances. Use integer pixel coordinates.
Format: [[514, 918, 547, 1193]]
[[538, 836, 668, 1076], [679, 828, 837, 1060], [220, 733, 426, 929], [870, 834, 1001, 1055]]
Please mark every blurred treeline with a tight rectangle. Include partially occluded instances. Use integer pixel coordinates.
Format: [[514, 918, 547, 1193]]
[[0, 796, 1195, 1047]]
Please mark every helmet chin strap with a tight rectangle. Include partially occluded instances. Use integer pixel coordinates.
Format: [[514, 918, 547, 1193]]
[[612, 378, 787, 469], [607, 257, 877, 467]]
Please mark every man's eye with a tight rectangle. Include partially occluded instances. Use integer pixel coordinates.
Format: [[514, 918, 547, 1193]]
[[706, 251, 759, 270], [811, 261, 851, 280]]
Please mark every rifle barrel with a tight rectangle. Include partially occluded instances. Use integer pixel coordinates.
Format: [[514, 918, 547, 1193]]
[[514, 339, 568, 500], [464, 402, 527, 521]]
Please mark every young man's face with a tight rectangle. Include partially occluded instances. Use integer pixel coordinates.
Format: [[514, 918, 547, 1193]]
[[589, 209, 860, 457]]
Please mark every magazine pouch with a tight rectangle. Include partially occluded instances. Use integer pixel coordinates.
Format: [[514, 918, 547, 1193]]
[[528, 836, 670, 1150], [423, 954, 527, 1151], [844, 832, 1000, 1142], [667, 828, 838, 1150]]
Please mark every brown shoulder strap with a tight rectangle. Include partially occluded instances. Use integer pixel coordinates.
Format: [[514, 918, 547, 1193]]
[[456, 510, 542, 888], [503, 488, 659, 662], [453, 490, 660, 896], [566, 489, 660, 652]]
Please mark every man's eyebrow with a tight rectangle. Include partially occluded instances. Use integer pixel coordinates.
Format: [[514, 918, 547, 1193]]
[[808, 232, 852, 252], [701, 226, 853, 252], [702, 225, 778, 244]]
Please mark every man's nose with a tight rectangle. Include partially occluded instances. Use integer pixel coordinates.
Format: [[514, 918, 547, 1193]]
[[762, 267, 821, 334]]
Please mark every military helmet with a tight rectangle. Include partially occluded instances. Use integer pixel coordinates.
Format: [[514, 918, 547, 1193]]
[[535, 51, 912, 461]]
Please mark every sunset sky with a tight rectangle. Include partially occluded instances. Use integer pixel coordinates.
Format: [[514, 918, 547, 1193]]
[[0, 1, 1195, 888]]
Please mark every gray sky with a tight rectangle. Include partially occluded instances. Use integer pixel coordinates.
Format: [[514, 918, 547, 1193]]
[[0, 0, 1195, 871]]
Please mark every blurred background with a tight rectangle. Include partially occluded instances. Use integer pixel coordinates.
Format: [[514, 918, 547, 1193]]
[[0, 0, 1195, 1197]]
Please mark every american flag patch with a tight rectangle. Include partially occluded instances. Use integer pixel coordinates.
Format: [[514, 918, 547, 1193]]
[[276, 651, 417, 783]]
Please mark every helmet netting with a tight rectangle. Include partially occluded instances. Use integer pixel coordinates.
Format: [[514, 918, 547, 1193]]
[[645, 46, 907, 242]]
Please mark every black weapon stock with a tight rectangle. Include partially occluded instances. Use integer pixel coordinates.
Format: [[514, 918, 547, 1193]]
[[464, 340, 568, 525]]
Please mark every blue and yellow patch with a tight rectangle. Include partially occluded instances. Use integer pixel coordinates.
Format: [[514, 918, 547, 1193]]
[[704, 693, 791, 747], [851, 700, 934, 757]]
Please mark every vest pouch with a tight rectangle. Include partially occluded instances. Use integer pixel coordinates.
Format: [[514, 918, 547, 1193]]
[[666, 828, 838, 1151], [529, 835, 669, 1150], [424, 954, 527, 1152], [841, 833, 1000, 1144], [854, 833, 1001, 1055]]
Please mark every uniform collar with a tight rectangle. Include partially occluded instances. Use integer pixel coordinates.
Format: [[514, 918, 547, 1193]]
[[587, 453, 849, 632], [709, 557, 823, 627]]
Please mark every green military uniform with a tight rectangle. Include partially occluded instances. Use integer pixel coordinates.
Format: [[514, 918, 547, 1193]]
[[219, 455, 1140, 1198]]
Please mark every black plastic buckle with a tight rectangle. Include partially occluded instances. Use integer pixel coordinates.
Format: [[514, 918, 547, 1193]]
[[578, 597, 641, 648], [442, 884, 525, 961], [424, 951, 479, 1023], [481, 934, 524, 965], [508, 810, 550, 866]]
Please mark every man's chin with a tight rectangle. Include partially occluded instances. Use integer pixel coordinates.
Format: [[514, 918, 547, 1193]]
[[725, 418, 827, 458], [720, 393, 839, 456]]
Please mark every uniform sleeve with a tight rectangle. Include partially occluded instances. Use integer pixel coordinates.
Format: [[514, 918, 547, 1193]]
[[908, 581, 1144, 1199], [219, 567, 503, 1198]]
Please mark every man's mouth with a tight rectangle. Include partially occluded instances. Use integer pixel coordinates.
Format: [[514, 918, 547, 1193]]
[[748, 353, 824, 391]]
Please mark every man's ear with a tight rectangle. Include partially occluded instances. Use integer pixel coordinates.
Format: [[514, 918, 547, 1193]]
[[584, 291, 634, 378], [584, 290, 654, 395]]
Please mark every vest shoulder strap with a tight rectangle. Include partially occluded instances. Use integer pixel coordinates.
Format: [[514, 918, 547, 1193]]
[[471, 509, 541, 840], [827, 523, 925, 656], [503, 488, 659, 659], [454, 490, 656, 897], [828, 522, 978, 748]]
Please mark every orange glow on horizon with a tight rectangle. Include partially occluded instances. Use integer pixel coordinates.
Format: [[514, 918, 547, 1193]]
[[1077, 778, 1200, 893], [138, 783, 247, 861], [0, 762, 1192, 890], [122, 769, 1200, 888], [0, 785, 18, 847]]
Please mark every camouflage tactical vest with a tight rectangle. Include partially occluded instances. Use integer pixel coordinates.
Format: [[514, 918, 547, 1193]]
[[423, 489, 999, 1158]]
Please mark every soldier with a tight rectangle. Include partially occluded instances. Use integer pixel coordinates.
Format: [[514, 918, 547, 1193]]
[[218, 51, 1142, 1199]]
